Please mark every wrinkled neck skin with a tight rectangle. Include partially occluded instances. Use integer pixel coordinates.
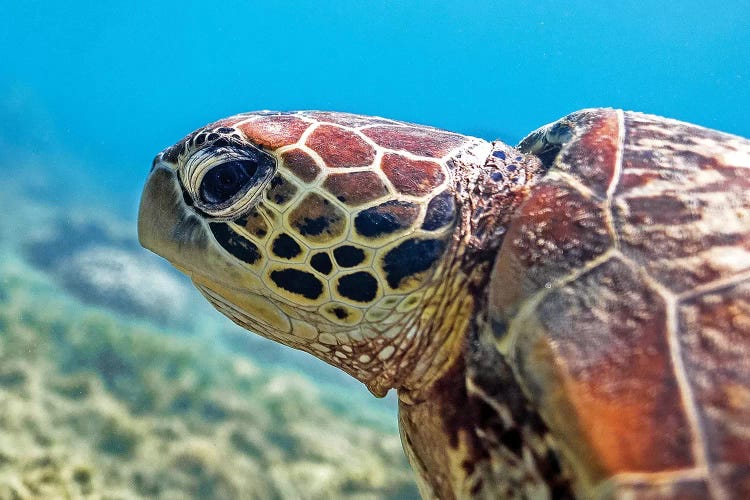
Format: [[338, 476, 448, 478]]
[[385, 140, 544, 403]]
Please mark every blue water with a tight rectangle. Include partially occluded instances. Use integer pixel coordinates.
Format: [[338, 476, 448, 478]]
[[0, 3, 748, 496], [2, 1, 748, 216]]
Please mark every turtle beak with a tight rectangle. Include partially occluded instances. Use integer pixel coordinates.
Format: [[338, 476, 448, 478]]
[[137, 162, 210, 271]]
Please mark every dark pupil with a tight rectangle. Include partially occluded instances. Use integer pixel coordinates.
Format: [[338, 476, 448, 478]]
[[199, 160, 258, 205]]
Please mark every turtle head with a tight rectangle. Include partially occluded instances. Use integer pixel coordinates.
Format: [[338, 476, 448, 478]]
[[139, 111, 498, 396]]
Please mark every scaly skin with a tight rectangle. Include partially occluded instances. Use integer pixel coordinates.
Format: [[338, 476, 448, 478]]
[[139, 109, 750, 499]]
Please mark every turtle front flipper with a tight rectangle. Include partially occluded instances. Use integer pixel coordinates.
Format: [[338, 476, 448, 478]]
[[398, 321, 576, 499]]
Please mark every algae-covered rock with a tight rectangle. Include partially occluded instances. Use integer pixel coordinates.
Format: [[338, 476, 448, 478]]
[[0, 260, 418, 499], [22, 217, 194, 327]]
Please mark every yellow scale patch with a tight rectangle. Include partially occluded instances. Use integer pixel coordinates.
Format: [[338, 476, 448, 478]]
[[220, 117, 459, 330]]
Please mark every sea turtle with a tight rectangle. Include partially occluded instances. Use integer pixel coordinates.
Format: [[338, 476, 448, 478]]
[[138, 109, 750, 499]]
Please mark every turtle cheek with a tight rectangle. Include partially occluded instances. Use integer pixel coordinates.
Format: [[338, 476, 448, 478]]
[[191, 275, 292, 335]]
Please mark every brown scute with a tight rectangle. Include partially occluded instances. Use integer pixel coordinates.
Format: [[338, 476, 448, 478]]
[[610, 478, 710, 499], [556, 109, 620, 198], [287, 192, 346, 243], [305, 125, 375, 168], [322, 171, 389, 205], [381, 153, 446, 197], [363, 125, 467, 157], [613, 111, 750, 294], [264, 174, 298, 207], [492, 179, 611, 310], [236, 208, 269, 239], [678, 280, 750, 466], [622, 195, 702, 226], [281, 148, 321, 183], [237, 114, 310, 149], [524, 257, 694, 476], [306, 111, 397, 128]]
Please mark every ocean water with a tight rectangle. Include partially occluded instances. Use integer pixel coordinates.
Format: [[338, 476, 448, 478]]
[[1, 2, 749, 498]]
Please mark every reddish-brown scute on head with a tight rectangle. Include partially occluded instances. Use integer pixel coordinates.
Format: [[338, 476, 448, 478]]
[[305, 111, 399, 128], [490, 108, 750, 494], [362, 126, 468, 157], [281, 148, 321, 183], [322, 171, 389, 205], [306, 125, 376, 168], [237, 115, 311, 149], [381, 153, 446, 197]]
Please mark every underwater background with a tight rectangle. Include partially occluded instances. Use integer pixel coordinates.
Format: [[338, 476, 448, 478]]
[[1, 1, 748, 498]]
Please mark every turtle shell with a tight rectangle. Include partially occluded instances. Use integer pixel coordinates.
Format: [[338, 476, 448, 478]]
[[489, 109, 750, 497]]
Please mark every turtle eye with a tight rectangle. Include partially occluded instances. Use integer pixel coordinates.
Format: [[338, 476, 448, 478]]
[[199, 159, 259, 205]]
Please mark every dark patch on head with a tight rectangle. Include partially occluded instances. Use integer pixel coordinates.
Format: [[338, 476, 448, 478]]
[[382, 239, 445, 289], [288, 193, 346, 242], [297, 217, 329, 236], [209, 223, 262, 265], [217, 127, 234, 134], [310, 252, 333, 275], [354, 201, 419, 238], [492, 150, 506, 160], [333, 245, 365, 267], [332, 307, 348, 319], [265, 174, 298, 206], [422, 191, 456, 231], [270, 269, 323, 300], [491, 317, 509, 340], [213, 137, 230, 148], [195, 133, 207, 146], [207, 133, 219, 141], [337, 272, 378, 303], [469, 479, 484, 496], [236, 209, 268, 238], [161, 141, 186, 163], [500, 428, 523, 456], [272, 233, 302, 259]]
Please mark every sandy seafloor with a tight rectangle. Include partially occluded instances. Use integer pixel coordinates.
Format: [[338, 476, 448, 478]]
[[0, 161, 419, 498]]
